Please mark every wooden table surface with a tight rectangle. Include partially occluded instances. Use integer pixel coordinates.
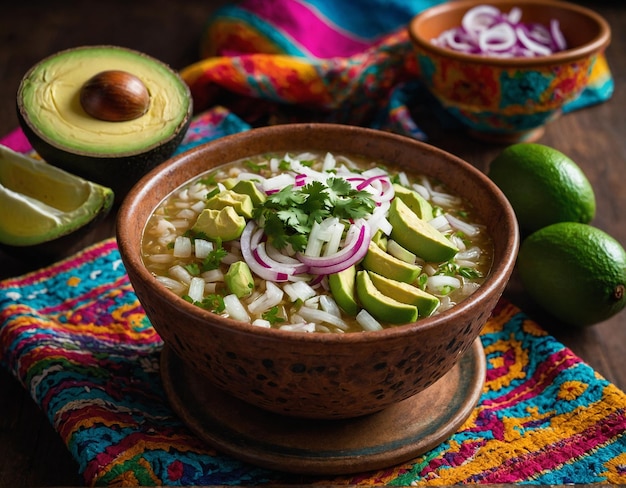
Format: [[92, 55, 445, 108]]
[[1, 1, 624, 486]]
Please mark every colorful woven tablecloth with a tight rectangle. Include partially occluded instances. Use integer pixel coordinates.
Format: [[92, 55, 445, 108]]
[[1, 235, 626, 486], [1, 1, 624, 486]]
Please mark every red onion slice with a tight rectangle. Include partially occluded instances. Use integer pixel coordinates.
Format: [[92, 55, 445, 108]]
[[550, 19, 567, 51], [241, 221, 293, 282], [302, 221, 371, 275], [462, 4, 501, 35], [479, 23, 516, 53], [515, 25, 552, 56]]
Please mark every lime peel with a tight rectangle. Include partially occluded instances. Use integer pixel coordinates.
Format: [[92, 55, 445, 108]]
[[488, 143, 596, 235], [517, 222, 626, 327]]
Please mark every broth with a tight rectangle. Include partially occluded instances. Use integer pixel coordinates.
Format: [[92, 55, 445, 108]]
[[141, 151, 493, 333]]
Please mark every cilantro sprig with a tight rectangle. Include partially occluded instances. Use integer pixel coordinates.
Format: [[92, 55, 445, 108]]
[[253, 177, 376, 252]]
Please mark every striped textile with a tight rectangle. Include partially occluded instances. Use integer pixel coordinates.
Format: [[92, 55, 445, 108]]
[[180, 0, 613, 138]]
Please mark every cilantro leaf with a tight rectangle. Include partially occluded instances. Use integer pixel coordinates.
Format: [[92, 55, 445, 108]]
[[253, 175, 376, 252], [200, 239, 228, 272], [262, 306, 285, 325]]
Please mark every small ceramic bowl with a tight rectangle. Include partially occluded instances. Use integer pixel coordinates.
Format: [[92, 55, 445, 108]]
[[117, 123, 519, 419], [409, 0, 611, 142]]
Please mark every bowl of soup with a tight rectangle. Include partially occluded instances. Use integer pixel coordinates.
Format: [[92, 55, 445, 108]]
[[408, 0, 611, 142], [116, 123, 519, 419]]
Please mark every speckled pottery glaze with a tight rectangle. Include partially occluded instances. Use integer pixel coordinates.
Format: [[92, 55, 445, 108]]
[[409, 0, 610, 142], [117, 124, 519, 420]]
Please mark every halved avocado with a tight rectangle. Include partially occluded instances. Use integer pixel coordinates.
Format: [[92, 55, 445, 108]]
[[0, 144, 114, 261], [16, 45, 192, 200]]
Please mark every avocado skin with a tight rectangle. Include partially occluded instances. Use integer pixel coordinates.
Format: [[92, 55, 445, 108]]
[[16, 106, 191, 203]]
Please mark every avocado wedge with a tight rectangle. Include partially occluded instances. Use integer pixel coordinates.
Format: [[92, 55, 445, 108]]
[[393, 183, 434, 221], [368, 272, 440, 317], [356, 270, 418, 325], [0, 145, 114, 259], [389, 197, 458, 263], [362, 241, 421, 283], [328, 265, 359, 316]]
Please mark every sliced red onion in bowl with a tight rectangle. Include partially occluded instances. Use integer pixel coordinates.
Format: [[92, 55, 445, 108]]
[[432, 4, 568, 57], [461, 4, 501, 36], [515, 25, 552, 56], [478, 22, 516, 53]]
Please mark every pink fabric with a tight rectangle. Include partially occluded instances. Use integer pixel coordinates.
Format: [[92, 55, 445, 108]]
[[0, 127, 32, 153], [238, 0, 373, 58]]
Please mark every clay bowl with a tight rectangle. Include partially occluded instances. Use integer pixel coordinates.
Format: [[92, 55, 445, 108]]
[[408, 0, 611, 143], [117, 123, 519, 420]]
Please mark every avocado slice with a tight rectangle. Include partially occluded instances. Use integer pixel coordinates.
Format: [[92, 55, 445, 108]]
[[371, 228, 388, 251], [368, 272, 440, 317], [192, 207, 246, 241], [362, 241, 421, 284], [0, 144, 114, 257], [389, 198, 458, 263], [356, 270, 418, 325], [225, 261, 255, 298], [206, 190, 254, 218], [17, 45, 192, 199], [231, 179, 267, 206], [328, 265, 359, 316], [393, 184, 434, 221]]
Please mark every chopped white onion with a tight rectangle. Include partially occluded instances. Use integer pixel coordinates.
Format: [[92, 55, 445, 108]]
[[297, 220, 370, 275], [427, 275, 462, 294], [173, 236, 192, 258], [429, 214, 451, 231], [283, 281, 317, 302], [322, 152, 336, 171], [445, 213, 481, 237], [298, 306, 349, 330], [224, 294, 251, 322], [155, 276, 187, 295], [168, 264, 193, 284], [187, 277, 205, 303], [356, 309, 384, 331], [146, 254, 174, 264], [320, 295, 342, 317], [279, 322, 316, 333], [456, 246, 482, 261], [248, 281, 284, 314], [194, 239, 214, 259], [201, 268, 224, 283]]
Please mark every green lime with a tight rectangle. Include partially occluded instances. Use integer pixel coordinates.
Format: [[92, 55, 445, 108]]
[[0, 144, 114, 247], [488, 143, 596, 234], [517, 222, 626, 327]]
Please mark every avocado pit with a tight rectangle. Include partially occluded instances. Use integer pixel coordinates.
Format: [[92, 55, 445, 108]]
[[80, 70, 150, 122]]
